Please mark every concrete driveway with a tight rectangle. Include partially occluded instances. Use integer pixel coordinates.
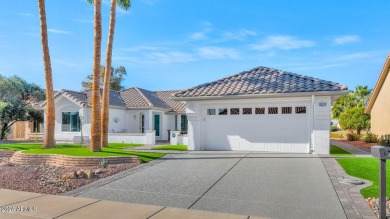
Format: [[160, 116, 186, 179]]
[[77, 152, 346, 219]]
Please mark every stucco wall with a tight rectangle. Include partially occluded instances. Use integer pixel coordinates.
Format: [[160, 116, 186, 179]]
[[185, 96, 332, 154], [371, 68, 390, 136]]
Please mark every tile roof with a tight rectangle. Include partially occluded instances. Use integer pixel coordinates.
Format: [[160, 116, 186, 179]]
[[174, 66, 348, 98], [155, 90, 185, 113], [57, 88, 185, 112]]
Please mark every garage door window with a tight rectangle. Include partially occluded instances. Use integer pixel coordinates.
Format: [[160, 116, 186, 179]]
[[255, 107, 265, 114], [230, 108, 240, 115], [282, 107, 292, 114], [207, 109, 216, 115], [219, 108, 228, 115], [268, 107, 278, 114], [243, 108, 252, 115], [295, 106, 307, 114]]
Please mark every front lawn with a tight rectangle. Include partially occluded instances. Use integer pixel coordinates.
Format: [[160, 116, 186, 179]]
[[152, 145, 188, 151], [337, 158, 390, 198], [0, 143, 164, 162], [330, 145, 354, 156]]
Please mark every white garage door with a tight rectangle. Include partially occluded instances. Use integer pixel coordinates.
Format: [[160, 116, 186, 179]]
[[203, 105, 310, 153]]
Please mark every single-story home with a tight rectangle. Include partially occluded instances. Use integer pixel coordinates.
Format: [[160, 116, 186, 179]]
[[42, 88, 187, 144], [365, 54, 390, 136], [173, 66, 348, 154]]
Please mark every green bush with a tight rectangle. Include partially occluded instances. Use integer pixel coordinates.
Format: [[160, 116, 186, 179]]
[[330, 133, 343, 139], [330, 126, 339, 132], [364, 133, 379, 143], [379, 135, 390, 147], [346, 133, 361, 141]]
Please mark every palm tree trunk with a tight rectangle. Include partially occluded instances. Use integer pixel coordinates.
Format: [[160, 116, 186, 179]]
[[101, 0, 117, 148], [90, 0, 102, 152], [38, 0, 55, 149]]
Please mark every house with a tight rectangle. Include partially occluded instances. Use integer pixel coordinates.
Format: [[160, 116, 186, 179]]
[[8, 121, 44, 141], [43, 88, 187, 144], [173, 66, 348, 154], [365, 55, 390, 136]]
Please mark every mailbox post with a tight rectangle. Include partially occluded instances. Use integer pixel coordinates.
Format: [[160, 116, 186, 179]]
[[371, 146, 390, 219]]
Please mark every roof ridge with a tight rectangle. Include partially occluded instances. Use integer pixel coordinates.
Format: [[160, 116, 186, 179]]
[[134, 87, 153, 107]]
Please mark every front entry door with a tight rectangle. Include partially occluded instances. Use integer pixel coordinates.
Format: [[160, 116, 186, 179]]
[[154, 114, 160, 136]]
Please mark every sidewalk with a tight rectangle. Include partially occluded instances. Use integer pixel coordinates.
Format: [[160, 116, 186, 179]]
[[330, 139, 373, 157], [0, 189, 266, 219]]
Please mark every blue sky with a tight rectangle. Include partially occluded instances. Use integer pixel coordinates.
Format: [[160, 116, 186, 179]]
[[0, 0, 389, 91]]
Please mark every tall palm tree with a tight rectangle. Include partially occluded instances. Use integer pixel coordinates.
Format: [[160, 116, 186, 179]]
[[89, 0, 102, 152], [101, 0, 131, 148], [38, 0, 56, 149]]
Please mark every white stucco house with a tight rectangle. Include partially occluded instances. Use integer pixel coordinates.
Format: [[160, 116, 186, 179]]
[[172, 66, 348, 154], [42, 88, 187, 144], [45, 66, 347, 154]]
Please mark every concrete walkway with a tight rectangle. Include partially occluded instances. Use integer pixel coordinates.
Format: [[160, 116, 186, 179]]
[[0, 189, 263, 219], [69, 152, 347, 219], [330, 140, 372, 157]]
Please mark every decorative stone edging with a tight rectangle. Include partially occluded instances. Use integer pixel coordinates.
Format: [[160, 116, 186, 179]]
[[10, 151, 141, 167], [321, 157, 377, 219]]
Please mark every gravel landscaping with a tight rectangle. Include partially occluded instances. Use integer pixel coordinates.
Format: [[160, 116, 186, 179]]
[[0, 151, 139, 195], [366, 197, 390, 218]]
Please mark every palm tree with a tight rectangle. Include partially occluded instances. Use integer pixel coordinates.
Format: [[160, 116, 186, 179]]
[[101, 0, 131, 148], [89, 0, 103, 152], [38, 0, 56, 149]]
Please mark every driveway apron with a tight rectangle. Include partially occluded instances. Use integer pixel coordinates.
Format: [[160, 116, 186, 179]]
[[78, 152, 346, 219]]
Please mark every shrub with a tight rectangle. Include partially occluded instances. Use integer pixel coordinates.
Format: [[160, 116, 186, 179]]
[[330, 126, 339, 132], [330, 133, 343, 139], [346, 133, 361, 141], [364, 133, 379, 143], [379, 135, 390, 147]]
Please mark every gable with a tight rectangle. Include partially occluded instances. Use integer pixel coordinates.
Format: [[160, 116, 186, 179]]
[[366, 55, 390, 113]]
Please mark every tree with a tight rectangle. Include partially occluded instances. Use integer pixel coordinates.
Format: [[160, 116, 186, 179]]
[[81, 66, 127, 91], [0, 75, 45, 140], [101, 0, 130, 148], [89, 0, 103, 152], [339, 107, 370, 135], [38, 0, 56, 148], [332, 85, 372, 134]]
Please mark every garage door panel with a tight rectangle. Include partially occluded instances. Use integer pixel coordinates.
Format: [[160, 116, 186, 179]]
[[204, 109, 310, 152]]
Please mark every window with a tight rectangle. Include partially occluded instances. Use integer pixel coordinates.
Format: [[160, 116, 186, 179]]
[[268, 107, 278, 114], [230, 108, 240, 115], [218, 108, 228, 115], [255, 107, 265, 114], [243, 108, 252, 115], [296, 106, 307, 114], [181, 115, 188, 134], [282, 107, 292, 114], [207, 109, 216, 115], [62, 112, 80, 132], [33, 121, 41, 133]]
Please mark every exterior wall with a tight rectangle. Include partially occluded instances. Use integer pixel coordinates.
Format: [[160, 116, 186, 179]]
[[52, 96, 84, 142], [185, 96, 333, 154], [312, 96, 331, 154], [371, 69, 390, 136]]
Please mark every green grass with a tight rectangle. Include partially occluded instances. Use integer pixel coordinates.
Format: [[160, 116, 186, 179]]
[[330, 145, 354, 156], [0, 143, 164, 162], [337, 158, 390, 198], [152, 145, 188, 151]]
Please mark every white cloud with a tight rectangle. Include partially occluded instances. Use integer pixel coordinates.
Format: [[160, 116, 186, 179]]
[[251, 35, 315, 50], [335, 52, 369, 61], [333, 35, 361, 45], [147, 51, 195, 64], [198, 47, 241, 60], [221, 29, 257, 41], [125, 46, 167, 52], [190, 28, 213, 40], [48, 28, 71, 34]]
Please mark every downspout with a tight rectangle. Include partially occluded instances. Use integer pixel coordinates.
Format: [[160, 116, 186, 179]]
[[310, 95, 315, 154]]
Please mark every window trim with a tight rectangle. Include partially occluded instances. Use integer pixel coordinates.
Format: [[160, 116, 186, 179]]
[[61, 111, 81, 133]]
